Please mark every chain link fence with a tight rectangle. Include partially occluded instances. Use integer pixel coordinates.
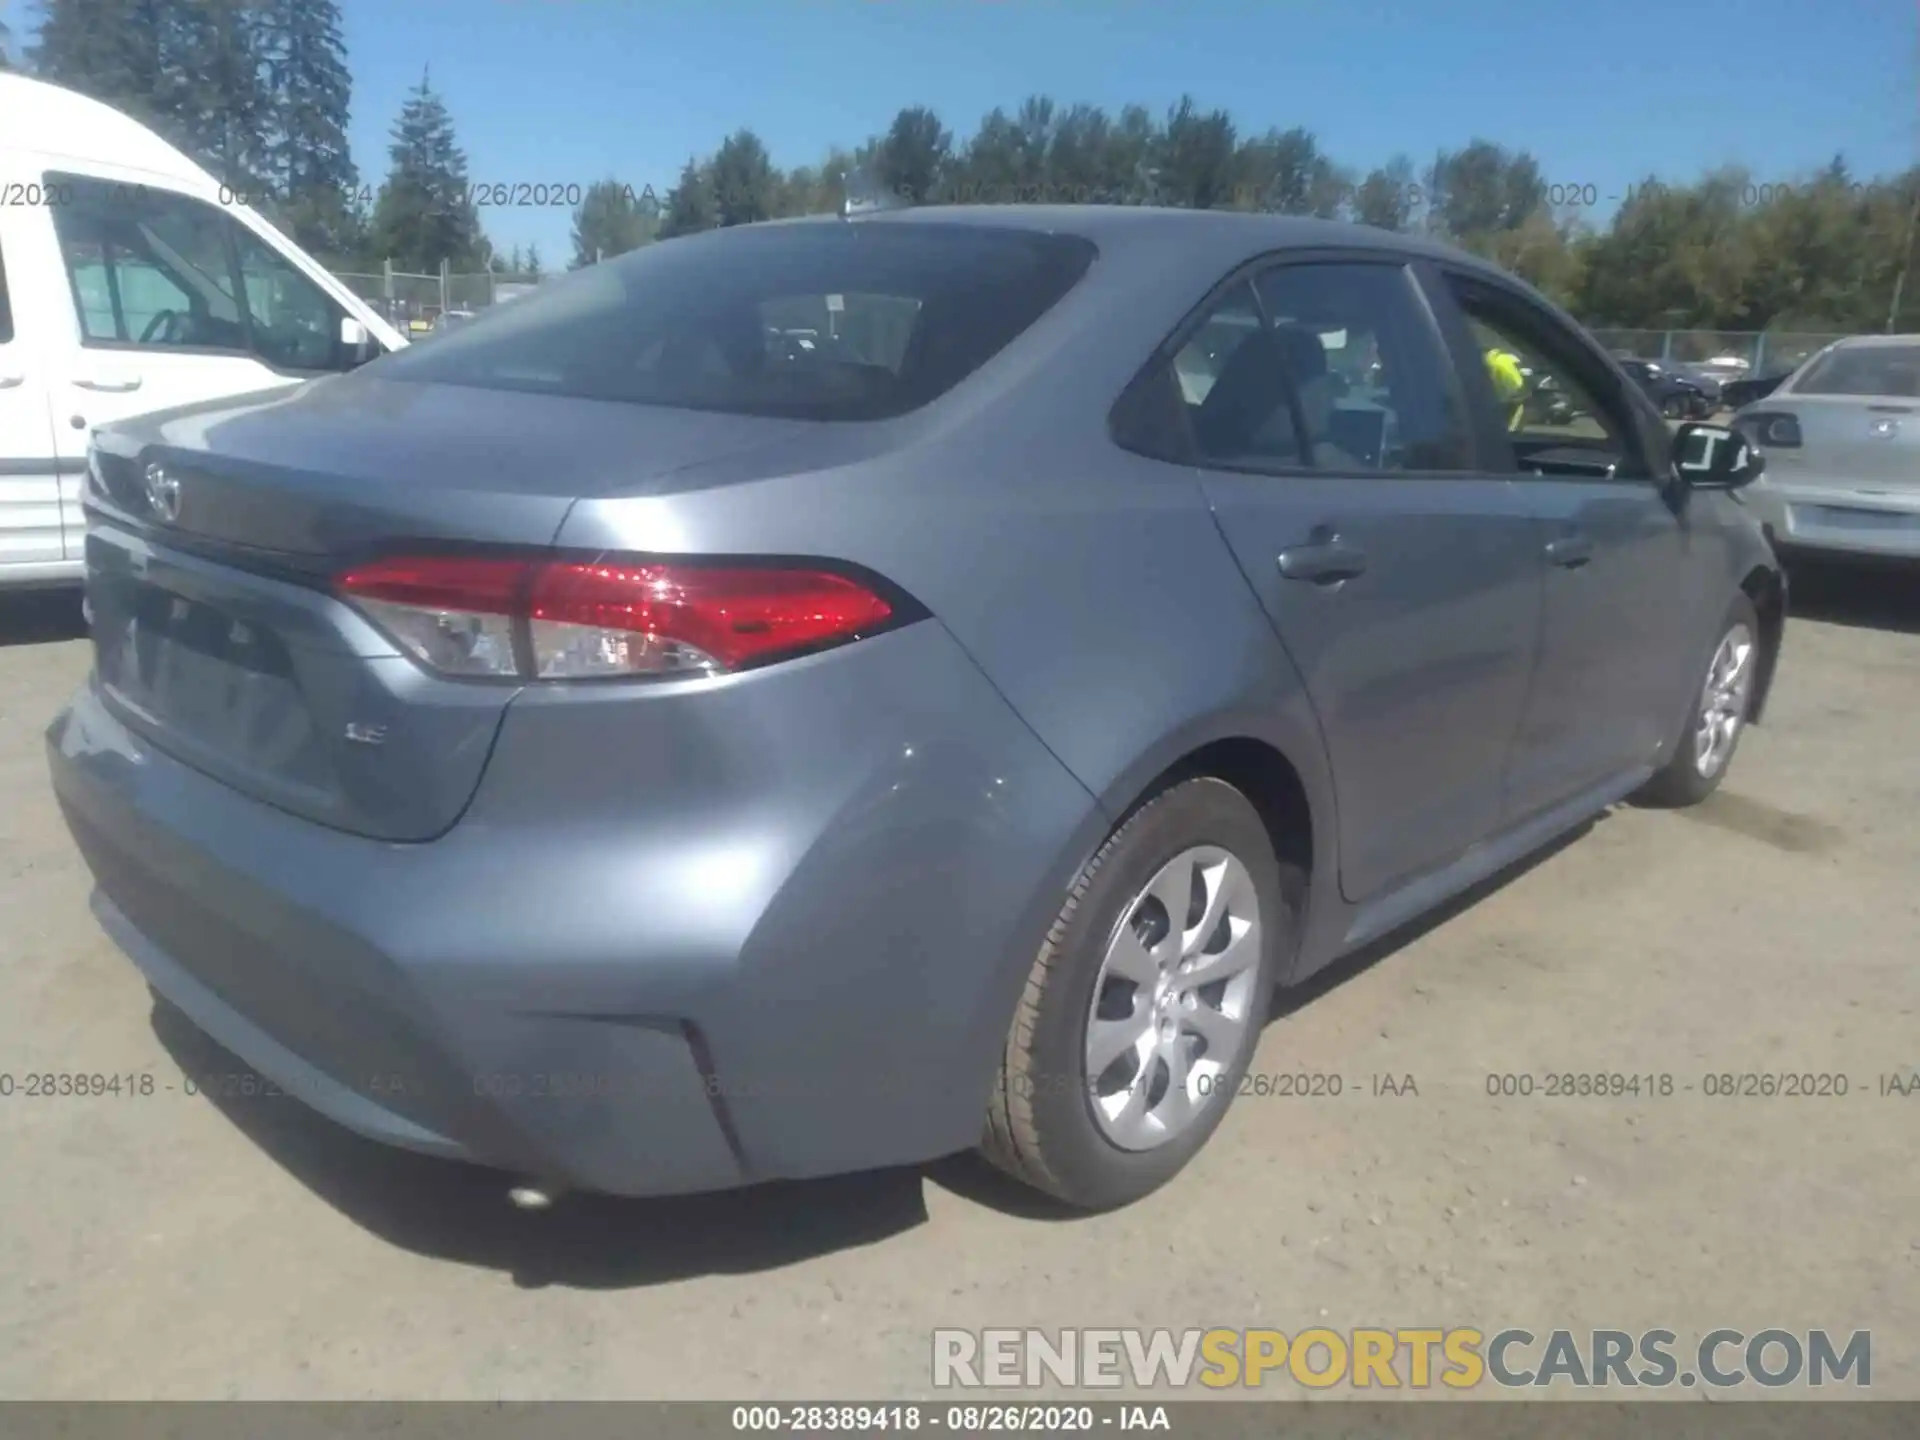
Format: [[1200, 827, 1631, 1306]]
[[326, 262, 548, 334], [1587, 328, 1850, 375]]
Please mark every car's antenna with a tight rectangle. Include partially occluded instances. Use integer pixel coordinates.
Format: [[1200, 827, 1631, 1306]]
[[840, 164, 913, 219]]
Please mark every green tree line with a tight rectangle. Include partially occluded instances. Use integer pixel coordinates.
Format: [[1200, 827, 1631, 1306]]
[[16, 2, 1914, 332], [22, 0, 490, 274], [617, 103, 1918, 334]]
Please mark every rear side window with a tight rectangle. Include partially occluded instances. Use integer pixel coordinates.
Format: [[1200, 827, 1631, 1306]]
[[1792, 345, 1920, 398], [372, 222, 1097, 420], [1122, 260, 1473, 473], [1254, 263, 1473, 472]]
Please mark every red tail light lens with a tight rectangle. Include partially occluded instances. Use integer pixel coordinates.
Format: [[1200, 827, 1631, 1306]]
[[1735, 411, 1802, 448], [337, 552, 906, 681], [527, 561, 897, 677]]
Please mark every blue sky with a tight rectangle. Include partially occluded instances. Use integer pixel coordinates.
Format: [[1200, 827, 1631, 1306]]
[[13, 0, 1915, 263]]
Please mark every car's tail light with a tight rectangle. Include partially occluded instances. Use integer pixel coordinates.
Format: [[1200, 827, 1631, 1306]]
[[337, 552, 909, 681], [1735, 411, 1802, 448], [337, 555, 525, 677]]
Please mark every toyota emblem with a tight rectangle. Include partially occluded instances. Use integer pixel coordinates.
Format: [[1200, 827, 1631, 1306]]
[[143, 463, 182, 523], [1870, 417, 1900, 439]]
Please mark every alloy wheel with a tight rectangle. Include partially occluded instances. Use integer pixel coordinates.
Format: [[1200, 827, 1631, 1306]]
[[1083, 846, 1263, 1151], [1694, 622, 1756, 777]]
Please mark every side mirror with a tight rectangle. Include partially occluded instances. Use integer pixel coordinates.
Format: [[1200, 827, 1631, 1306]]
[[339, 317, 377, 367], [1672, 422, 1764, 490]]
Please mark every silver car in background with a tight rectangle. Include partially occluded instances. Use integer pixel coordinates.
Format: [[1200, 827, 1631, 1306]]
[[1733, 335, 1920, 562]]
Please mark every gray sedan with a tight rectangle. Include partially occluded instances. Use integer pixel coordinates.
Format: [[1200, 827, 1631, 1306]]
[[1733, 334, 1920, 562], [47, 208, 1784, 1211]]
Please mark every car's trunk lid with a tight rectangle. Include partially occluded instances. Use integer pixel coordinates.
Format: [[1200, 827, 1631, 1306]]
[[81, 376, 836, 841], [1766, 394, 1920, 494]]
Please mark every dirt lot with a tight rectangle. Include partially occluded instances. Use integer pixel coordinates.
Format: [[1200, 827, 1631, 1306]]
[[0, 565, 1915, 1402]]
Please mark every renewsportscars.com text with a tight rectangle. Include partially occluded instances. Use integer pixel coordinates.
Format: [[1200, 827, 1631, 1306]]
[[932, 1327, 1871, 1390]]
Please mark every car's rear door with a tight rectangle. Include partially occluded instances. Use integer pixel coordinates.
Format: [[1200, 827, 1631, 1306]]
[[1170, 254, 1543, 906], [1427, 266, 1700, 820]]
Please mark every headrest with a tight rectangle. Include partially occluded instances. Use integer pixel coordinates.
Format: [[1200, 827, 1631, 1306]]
[[1271, 324, 1330, 383]]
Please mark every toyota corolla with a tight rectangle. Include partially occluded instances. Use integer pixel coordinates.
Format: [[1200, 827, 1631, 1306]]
[[48, 206, 1785, 1210]]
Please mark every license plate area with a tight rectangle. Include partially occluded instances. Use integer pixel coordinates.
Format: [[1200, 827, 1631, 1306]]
[[93, 580, 325, 786]]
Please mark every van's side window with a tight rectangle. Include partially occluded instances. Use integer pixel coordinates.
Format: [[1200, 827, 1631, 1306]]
[[45, 172, 360, 372]]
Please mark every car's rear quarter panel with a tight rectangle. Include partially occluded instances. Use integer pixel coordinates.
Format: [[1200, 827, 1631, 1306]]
[[554, 226, 1346, 1037]]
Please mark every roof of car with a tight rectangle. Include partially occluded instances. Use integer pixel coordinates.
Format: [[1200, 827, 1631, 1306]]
[[0, 73, 210, 187], [1825, 333, 1920, 349], [854, 202, 1491, 264]]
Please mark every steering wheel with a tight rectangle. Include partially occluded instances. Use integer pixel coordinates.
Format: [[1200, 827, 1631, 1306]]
[[139, 310, 185, 345]]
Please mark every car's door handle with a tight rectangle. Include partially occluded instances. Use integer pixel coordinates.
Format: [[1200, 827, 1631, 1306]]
[[0, 372, 26, 389], [1544, 534, 1594, 569], [73, 374, 144, 393], [1277, 536, 1369, 584]]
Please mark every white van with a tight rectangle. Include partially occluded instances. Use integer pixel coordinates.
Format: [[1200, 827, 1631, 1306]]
[[0, 73, 406, 589]]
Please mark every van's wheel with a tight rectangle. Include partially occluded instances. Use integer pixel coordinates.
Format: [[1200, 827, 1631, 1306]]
[[1635, 594, 1761, 808], [981, 777, 1294, 1210]]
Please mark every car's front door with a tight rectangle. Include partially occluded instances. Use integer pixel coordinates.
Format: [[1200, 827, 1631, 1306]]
[[1175, 256, 1544, 905], [38, 169, 379, 543], [1428, 268, 1700, 820]]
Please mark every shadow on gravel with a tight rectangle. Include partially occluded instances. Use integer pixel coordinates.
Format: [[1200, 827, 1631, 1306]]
[[146, 819, 1610, 1257], [0, 590, 86, 649], [1268, 818, 1594, 1025], [1785, 557, 1920, 636], [149, 995, 932, 1289]]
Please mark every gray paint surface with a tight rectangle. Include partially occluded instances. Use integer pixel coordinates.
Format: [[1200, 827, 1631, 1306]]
[[48, 207, 1779, 1195]]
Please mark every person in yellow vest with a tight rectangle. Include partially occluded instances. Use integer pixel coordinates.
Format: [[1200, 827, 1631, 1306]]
[[1484, 345, 1529, 431]]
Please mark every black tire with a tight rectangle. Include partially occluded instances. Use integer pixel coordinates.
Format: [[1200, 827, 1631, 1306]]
[[1634, 593, 1761, 808], [980, 776, 1296, 1210], [1661, 394, 1685, 419]]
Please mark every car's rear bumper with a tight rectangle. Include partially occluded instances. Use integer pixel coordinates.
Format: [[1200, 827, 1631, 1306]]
[[48, 622, 1101, 1197], [1740, 478, 1920, 560]]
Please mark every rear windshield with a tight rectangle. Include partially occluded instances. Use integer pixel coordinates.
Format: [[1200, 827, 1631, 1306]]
[[372, 222, 1096, 420], [1791, 345, 1920, 398]]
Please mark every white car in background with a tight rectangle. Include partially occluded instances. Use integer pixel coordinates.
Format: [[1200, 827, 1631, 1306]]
[[0, 73, 404, 590], [1733, 334, 1920, 563]]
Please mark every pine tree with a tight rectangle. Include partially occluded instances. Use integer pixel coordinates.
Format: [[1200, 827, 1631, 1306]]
[[366, 72, 487, 272], [569, 178, 651, 266], [155, 0, 269, 188], [33, 0, 263, 184], [710, 130, 776, 228], [254, 0, 363, 256], [30, 0, 168, 132], [523, 243, 543, 279], [658, 157, 716, 239]]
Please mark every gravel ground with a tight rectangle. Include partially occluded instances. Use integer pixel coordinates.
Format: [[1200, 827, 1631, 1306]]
[[0, 562, 1915, 1402]]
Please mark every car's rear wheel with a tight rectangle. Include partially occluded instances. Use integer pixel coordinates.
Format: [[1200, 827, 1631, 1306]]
[[981, 777, 1293, 1210], [1635, 594, 1761, 807], [1661, 395, 1686, 419]]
